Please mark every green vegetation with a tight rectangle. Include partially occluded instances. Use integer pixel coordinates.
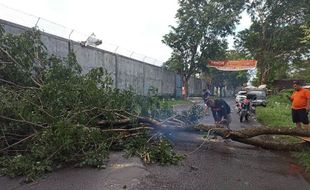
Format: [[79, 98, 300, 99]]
[[256, 91, 310, 171], [294, 151, 310, 172], [160, 99, 192, 108], [0, 26, 183, 182], [256, 91, 293, 128], [236, 0, 310, 85], [162, 0, 245, 95], [124, 135, 184, 165], [163, 0, 309, 89]]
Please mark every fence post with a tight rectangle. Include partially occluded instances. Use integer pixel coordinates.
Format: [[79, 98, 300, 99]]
[[34, 17, 40, 28], [67, 30, 74, 53]]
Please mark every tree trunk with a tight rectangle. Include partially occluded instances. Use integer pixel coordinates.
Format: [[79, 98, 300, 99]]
[[183, 75, 190, 98], [195, 125, 310, 151], [261, 67, 269, 85]]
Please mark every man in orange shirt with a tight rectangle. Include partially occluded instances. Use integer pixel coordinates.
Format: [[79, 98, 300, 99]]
[[290, 81, 310, 129]]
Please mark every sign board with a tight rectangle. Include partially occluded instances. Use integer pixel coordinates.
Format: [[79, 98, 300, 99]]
[[208, 60, 257, 71]]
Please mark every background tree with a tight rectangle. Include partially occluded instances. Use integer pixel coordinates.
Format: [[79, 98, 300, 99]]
[[235, 0, 310, 85], [289, 59, 310, 82], [301, 25, 310, 43], [163, 0, 246, 96], [289, 23, 310, 82]]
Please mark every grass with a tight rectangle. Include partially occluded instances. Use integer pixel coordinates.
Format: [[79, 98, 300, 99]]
[[294, 151, 310, 172], [256, 91, 310, 171], [256, 89, 296, 128], [256, 105, 292, 128]]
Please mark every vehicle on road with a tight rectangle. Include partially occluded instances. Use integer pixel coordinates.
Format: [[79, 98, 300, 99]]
[[302, 85, 310, 90], [247, 90, 267, 107], [239, 104, 250, 122], [238, 94, 256, 122], [239, 102, 256, 122], [235, 90, 247, 103]]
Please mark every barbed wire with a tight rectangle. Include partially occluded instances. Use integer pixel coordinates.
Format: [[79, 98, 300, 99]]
[[0, 3, 164, 66]]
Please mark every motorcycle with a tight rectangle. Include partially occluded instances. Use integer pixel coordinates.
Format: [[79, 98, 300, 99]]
[[239, 103, 250, 122], [239, 99, 256, 122], [235, 97, 245, 114]]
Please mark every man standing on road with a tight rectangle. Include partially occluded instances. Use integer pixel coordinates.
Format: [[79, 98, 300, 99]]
[[206, 98, 232, 129], [203, 88, 211, 103], [203, 89, 211, 114], [289, 81, 310, 129]]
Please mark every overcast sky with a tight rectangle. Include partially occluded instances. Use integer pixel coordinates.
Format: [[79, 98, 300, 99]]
[[0, 0, 251, 66]]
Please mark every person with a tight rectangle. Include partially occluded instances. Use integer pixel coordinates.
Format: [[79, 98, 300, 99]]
[[203, 89, 211, 114], [289, 81, 310, 129], [206, 98, 232, 129], [239, 94, 252, 122], [242, 94, 251, 111], [203, 89, 211, 103]]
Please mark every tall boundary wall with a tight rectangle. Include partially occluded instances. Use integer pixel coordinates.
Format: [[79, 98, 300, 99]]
[[0, 19, 207, 97]]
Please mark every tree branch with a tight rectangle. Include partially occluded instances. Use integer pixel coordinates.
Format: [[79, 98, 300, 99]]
[[97, 118, 131, 127], [0, 78, 39, 90], [100, 127, 152, 132], [0, 133, 37, 152], [0, 115, 46, 129], [0, 47, 20, 66]]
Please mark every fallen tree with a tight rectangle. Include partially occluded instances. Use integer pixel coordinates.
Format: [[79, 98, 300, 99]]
[[195, 124, 310, 151], [0, 27, 188, 182], [95, 112, 310, 152]]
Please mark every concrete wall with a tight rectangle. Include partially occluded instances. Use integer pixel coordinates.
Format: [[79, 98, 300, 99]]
[[162, 70, 176, 96], [1, 19, 206, 97], [116, 55, 145, 94]]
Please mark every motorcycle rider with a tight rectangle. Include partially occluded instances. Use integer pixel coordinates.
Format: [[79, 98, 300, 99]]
[[240, 94, 251, 122], [242, 95, 251, 110]]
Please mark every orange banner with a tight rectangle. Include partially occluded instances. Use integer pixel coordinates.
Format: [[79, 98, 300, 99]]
[[208, 60, 257, 71]]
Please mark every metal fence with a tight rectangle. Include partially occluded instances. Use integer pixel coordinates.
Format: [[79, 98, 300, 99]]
[[0, 3, 164, 66]]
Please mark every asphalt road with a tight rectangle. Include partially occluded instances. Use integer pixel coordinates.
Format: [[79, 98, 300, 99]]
[[136, 99, 310, 190]]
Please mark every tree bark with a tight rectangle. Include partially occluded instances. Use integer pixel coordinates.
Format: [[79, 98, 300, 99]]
[[195, 124, 310, 151], [183, 75, 190, 98], [97, 118, 131, 127], [261, 67, 270, 85], [97, 116, 162, 129]]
